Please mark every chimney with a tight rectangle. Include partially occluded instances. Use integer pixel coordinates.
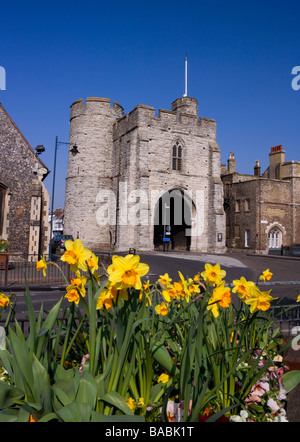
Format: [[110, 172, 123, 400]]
[[254, 160, 261, 176], [269, 145, 285, 179], [227, 152, 236, 173]]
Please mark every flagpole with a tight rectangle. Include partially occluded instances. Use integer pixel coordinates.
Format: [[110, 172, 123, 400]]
[[183, 55, 188, 97]]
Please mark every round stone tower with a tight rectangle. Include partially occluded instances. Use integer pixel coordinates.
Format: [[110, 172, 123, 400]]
[[64, 97, 123, 250]]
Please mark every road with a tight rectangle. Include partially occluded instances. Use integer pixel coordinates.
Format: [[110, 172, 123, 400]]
[[6, 251, 299, 319]]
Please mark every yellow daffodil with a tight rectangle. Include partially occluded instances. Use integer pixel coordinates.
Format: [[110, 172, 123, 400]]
[[259, 268, 273, 282], [137, 397, 145, 408], [297, 294, 300, 303], [161, 285, 177, 303], [162, 289, 171, 302], [65, 274, 87, 304], [139, 289, 152, 306], [155, 301, 169, 316], [86, 253, 99, 274], [166, 272, 191, 303], [157, 373, 170, 383], [244, 286, 277, 313], [107, 254, 149, 290], [188, 278, 201, 295], [69, 274, 87, 297], [201, 263, 226, 286], [143, 280, 150, 291], [36, 254, 48, 277], [65, 287, 81, 304], [207, 281, 231, 318], [232, 276, 255, 301], [61, 239, 92, 272], [193, 273, 200, 282], [173, 281, 184, 298], [96, 284, 117, 310], [126, 397, 136, 412], [0, 293, 11, 308], [96, 291, 114, 310], [178, 271, 191, 302], [96, 283, 128, 310], [159, 273, 172, 287]]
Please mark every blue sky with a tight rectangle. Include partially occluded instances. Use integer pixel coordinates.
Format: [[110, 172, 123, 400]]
[[1, 0, 299, 209]]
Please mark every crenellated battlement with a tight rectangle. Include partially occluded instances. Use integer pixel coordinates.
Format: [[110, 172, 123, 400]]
[[71, 96, 216, 139], [70, 97, 124, 121], [113, 97, 216, 139]]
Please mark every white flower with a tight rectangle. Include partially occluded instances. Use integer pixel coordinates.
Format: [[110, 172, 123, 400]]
[[273, 415, 289, 422], [230, 410, 248, 422], [273, 354, 283, 363], [276, 387, 287, 401], [166, 400, 184, 422], [267, 397, 281, 413], [273, 408, 288, 422]]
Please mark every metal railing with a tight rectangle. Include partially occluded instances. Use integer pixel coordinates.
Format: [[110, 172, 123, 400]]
[[270, 304, 300, 337], [1, 304, 300, 339], [0, 253, 111, 290]]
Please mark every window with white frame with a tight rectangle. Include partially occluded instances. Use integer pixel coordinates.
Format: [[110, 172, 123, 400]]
[[245, 229, 250, 248], [268, 228, 282, 249]]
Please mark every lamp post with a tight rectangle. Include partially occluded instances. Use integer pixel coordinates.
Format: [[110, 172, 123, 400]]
[[49, 135, 79, 260]]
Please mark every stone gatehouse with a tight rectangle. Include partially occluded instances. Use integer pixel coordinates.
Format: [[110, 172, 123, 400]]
[[64, 96, 226, 253]]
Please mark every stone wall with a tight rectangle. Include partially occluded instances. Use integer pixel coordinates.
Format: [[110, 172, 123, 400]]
[[222, 150, 300, 253], [0, 103, 50, 258]]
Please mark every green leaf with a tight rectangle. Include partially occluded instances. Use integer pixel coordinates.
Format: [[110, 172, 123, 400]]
[[91, 412, 145, 422], [0, 327, 6, 350], [57, 401, 82, 422], [282, 370, 300, 393], [0, 382, 24, 409], [100, 391, 134, 415], [7, 328, 34, 399], [151, 342, 178, 376], [31, 356, 51, 412], [0, 410, 18, 422], [77, 377, 97, 408], [38, 412, 59, 422]]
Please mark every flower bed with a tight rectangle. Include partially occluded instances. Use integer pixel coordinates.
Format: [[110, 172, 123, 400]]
[[0, 239, 299, 422]]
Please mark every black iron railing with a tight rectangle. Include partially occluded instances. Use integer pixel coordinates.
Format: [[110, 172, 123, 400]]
[[0, 253, 111, 290]]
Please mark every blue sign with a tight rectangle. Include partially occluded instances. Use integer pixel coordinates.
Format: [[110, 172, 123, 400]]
[[163, 238, 170, 242]]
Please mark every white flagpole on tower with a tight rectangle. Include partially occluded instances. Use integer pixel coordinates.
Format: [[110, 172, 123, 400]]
[[183, 55, 188, 97]]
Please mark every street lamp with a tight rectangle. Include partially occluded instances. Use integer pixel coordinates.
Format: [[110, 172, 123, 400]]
[[49, 135, 79, 260], [35, 145, 45, 155]]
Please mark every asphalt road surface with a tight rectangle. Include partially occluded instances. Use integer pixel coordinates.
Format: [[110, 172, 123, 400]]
[[8, 251, 300, 320]]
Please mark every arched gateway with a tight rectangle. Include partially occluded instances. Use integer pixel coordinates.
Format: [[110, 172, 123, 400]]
[[153, 188, 195, 251]]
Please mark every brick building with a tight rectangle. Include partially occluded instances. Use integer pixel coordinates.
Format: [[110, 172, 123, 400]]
[[64, 96, 226, 253], [221, 146, 300, 254], [0, 103, 50, 259]]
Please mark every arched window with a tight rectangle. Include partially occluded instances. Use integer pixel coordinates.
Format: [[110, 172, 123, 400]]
[[268, 227, 282, 249], [172, 140, 182, 171]]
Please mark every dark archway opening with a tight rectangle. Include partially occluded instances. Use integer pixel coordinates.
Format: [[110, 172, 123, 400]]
[[153, 189, 191, 251]]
